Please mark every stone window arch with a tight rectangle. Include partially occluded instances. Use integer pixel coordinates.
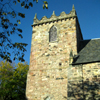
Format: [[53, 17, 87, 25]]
[[49, 25, 57, 42]]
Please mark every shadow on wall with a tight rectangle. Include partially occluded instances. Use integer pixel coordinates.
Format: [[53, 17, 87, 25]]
[[25, 76, 100, 100], [67, 76, 100, 100]]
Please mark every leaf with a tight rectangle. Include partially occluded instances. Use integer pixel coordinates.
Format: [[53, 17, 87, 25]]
[[22, 54, 24, 57], [7, 32, 10, 36], [13, 57, 16, 60], [43, 1, 48, 9], [24, 4, 29, 9], [3, 12, 7, 15], [0, 43, 2, 46], [36, 0, 38, 3], [29, 2, 33, 7], [10, 31, 13, 34], [45, 4, 48, 9], [18, 34, 23, 38], [17, 20, 21, 24], [44, 1, 47, 4], [18, 21, 21, 24], [4, 25, 8, 29], [43, 4, 45, 9], [3, 52, 6, 54], [0, 11, 1, 15], [23, 43, 28, 47], [21, 1, 25, 7], [7, 52, 11, 56], [0, 54, 4, 58], [18, 13, 25, 18], [17, 28, 22, 33], [3, 19, 9, 22], [12, 27, 15, 31], [11, 11, 16, 18], [17, 0, 20, 3], [13, 44, 16, 47], [8, 12, 11, 14], [8, 59, 12, 63], [13, 1, 16, 5], [20, 58, 25, 62], [14, 24, 17, 26]]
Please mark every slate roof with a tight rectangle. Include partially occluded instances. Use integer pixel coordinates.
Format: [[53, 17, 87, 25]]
[[73, 39, 100, 64]]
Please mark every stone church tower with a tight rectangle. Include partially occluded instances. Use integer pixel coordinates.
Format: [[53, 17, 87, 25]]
[[26, 5, 83, 100], [26, 4, 100, 100]]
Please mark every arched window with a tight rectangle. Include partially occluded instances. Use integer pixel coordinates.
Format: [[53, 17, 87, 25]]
[[49, 26, 57, 42]]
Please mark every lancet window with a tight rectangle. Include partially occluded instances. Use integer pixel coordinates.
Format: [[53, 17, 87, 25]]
[[49, 26, 57, 42]]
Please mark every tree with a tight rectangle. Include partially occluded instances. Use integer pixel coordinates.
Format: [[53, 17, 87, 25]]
[[0, 61, 29, 100], [12, 62, 29, 100], [0, 61, 14, 100], [0, 0, 48, 63]]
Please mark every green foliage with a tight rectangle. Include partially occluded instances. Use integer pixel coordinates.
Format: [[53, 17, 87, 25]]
[[0, 61, 29, 100], [43, 1, 48, 9], [0, 0, 48, 63]]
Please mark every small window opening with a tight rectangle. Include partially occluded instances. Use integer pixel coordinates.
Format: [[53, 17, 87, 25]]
[[49, 25, 57, 42]]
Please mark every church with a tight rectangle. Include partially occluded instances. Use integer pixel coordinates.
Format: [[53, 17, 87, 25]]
[[26, 5, 100, 100]]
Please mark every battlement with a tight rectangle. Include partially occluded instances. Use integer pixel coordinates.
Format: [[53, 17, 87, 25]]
[[32, 5, 77, 26]]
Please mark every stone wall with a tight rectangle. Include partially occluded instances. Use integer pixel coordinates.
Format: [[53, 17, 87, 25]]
[[67, 63, 100, 100], [26, 58, 100, 100]]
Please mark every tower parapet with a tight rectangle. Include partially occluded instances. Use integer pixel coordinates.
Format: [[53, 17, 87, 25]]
[[32, 5, 77, 26]]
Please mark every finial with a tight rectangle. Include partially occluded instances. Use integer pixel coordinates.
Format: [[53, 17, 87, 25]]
[[52, 11, 56, 16], [34, 13, 37, 19], [71, 4, 76, 15], [70, 49, 73, 57], [33, 13, 39, 24], [69, 49, 73, 64], [72, 4, 75, 10]]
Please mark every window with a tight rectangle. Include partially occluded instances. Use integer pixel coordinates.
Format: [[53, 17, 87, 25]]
[[49, 25, 57, 42]]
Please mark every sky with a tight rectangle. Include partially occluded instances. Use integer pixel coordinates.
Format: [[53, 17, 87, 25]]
[[0, 0, 100, 65]]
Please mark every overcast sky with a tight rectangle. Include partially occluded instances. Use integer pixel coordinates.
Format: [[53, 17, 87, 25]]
[[1, 0, 100, 64]]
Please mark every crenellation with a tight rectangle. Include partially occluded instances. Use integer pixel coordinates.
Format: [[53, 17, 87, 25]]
[[33, 10, 77, 26]]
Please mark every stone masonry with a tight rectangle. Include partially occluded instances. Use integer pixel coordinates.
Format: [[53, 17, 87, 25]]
[[26, 5, 100, 100]]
